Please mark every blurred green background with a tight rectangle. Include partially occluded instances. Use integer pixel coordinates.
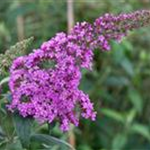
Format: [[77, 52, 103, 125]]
[[0, 0, 150, 150]]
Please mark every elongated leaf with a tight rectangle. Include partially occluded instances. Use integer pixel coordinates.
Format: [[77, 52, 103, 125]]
[[130, 123, 150, 141], [112, 133, 127, 150], [125, 109, 136, 125], [31, 133, 75, 150], [101, 108, 125, 123], [128, 89, 143, 113], [0, 77, 10, 86], [4, 139, 23, 150], [0, 126, 5, 139], [121, 58, 134, 77], [13, 113, 33, 148], [105, 76, 129, 87]]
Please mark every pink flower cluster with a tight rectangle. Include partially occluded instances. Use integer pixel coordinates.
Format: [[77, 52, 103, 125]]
[[8, 10, 150, 131]]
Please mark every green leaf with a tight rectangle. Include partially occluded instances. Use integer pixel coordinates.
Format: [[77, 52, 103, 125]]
[[4, 139, 23, 150], [105, 76, 129, 87], [112, 133, 127, 150], [0, 77, 10, 86], [120, 58, 134, 77], [125, 109, 136, 126], [0, 22, 10, 39], [101, 108, 125, 123], [31, 133, 75, 150], [130, 123, 150, 141], [112, 42, 124, 63], [13, 113, 33, 148], [0, 126, 5, 140], [5, 93, 12, 103], [122, 40, 133, 52], [128, 89, 143, 113]]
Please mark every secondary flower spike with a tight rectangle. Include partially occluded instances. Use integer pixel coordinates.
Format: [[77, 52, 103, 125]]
[[8, 10, 150, 131]]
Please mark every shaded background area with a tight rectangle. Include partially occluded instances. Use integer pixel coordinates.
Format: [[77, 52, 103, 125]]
[[0, 0, 150, 149]]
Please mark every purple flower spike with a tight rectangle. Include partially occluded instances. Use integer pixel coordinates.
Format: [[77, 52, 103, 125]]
[[8, 10, 150, 131]]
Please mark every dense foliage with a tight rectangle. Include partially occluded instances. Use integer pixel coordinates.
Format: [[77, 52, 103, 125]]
[[0, 0, 150, 150]]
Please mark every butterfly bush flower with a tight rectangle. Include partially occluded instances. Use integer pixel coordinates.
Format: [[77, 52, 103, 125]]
[[8, 10, 150, 131]]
